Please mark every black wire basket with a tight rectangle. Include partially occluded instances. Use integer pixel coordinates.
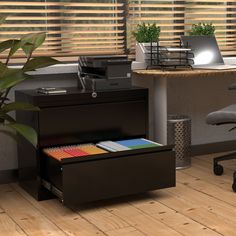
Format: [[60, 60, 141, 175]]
[[144, 41, 194, 70]]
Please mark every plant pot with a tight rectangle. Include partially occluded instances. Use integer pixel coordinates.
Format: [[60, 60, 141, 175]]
[[135, 42, 159, 69]]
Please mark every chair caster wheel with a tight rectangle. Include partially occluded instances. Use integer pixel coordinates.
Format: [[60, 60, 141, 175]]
[[232, 179, 236, 192], [214, 164, 223, 176], [232, 172, 236, 192]]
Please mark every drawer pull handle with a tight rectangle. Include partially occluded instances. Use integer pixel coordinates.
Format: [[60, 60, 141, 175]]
[[92, 92, 97, 98]]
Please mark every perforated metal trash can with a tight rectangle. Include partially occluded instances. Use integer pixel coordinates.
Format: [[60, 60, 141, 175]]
[[167, 115, 191, 169]]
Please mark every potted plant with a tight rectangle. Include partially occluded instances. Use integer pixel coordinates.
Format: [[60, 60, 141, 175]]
[[132, 22, 161, 43], [132, 23, 161, 65], [189, 22, 215, 36], [0, 15, 60, 147]]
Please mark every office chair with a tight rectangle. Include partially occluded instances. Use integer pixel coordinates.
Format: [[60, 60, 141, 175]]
[[206, 83, 236, 192]]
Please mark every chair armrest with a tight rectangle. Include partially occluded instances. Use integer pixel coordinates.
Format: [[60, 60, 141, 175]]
[[228, 83, 236, 90]]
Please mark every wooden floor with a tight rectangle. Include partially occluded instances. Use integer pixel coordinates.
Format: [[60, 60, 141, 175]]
[[0, 154, 236, 236]]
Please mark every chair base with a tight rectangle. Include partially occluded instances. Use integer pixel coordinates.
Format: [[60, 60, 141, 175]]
[[232, 174, 236, 192], [213, 152, 236, 192]]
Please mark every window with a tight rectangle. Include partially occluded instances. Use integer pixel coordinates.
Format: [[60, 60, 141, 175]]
[[128, 0, 185, 53], [0, 0, 126, 61], [185, 0, 236, 56], [128, 0, 236, 57], [1, 0, 236, 61]]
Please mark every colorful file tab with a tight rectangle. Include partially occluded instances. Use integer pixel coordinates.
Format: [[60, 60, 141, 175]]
[[43, 138, 162, 161], [43, 144, 107, 161]]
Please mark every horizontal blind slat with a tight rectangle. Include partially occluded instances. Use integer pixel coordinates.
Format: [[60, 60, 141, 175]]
[[2, 0, 236, 61], [0, 0, 126, 60]]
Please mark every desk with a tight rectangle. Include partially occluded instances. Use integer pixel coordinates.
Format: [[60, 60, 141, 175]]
[[133, 69, 236, 154]]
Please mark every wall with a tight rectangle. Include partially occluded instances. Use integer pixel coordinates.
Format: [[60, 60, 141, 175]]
[[0, 72, 78, 171]]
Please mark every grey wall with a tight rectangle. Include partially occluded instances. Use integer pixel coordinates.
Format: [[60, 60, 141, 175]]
[[0, 73, 78, 171], [133, 73, 236, 147], [167, 75, 236, 145]]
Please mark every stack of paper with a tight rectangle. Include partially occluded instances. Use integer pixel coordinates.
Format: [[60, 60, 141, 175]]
[[97, 138, 162, 152], [43, 144, 107, 161]]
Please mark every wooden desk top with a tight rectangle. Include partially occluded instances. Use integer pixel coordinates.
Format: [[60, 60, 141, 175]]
[[133, 68, 236, 79]]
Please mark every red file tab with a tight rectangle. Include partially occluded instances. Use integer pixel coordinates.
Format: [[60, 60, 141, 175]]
[[64, 149, 88, 157]]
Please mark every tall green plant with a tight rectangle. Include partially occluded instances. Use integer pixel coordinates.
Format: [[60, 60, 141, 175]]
[[189, 22, 215, 36], [0, 15, 60, 147], [132, 23, 161, 43]]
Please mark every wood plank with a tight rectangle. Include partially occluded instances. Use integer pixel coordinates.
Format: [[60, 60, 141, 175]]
[[0, 184, 66, 236], [105, 226, 145, 236], [176, 170, 236, 206], [14, 184, 146, 236], [154, 188, 236, 236], [129, 197, 220, 236], [183, 158, 233, 188], [0, 213, 26, 236], [104, 202, 182, 236], [77, 206, 131, 233], [12, 183, 106, 236], [195, 153, 236, 171], [165, 181, 236, 224]]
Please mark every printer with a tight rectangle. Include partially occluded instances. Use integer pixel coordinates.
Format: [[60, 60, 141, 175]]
[[78, 55, 132, 91]]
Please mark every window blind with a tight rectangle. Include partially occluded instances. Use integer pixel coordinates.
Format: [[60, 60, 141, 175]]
[[128, 0, 185, 53], [129, 0, 236, 57], [0, 0, 126, 60], [1, 0, 236, 60], [185, 0, 236, 56]]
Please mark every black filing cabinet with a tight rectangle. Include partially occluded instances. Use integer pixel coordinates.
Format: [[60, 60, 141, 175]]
[[15, 87, 175, 207]]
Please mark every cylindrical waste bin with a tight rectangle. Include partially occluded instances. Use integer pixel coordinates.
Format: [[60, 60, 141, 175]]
[[167, 114, 191, 169]]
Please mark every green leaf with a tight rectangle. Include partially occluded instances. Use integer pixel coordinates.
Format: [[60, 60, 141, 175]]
[[8, 40, 23, 58], [0, 40, 23, 62], [1, 102, 40, 113], [0, 62, 7, 73], [189, 22, 215, 36], [6, 123, 37, 147], [0, 112, 16, 123], [0, 68, 32, 91], [23, 57, 60, 72], [21, 32, 46, 56], [132, 23, 160, 43], [0, 15, 8, 25], [0, 40, 15, 54]]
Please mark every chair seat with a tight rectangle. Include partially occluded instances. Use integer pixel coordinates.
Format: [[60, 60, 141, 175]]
[[206, 104, 236, 125]]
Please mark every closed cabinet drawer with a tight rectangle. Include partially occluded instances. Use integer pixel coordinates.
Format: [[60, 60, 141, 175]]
[[42, 145, 175, 208], [39, 100, 147, 146]]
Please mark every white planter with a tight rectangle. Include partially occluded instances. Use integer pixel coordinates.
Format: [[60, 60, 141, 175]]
[[134, 42, 159, 70]]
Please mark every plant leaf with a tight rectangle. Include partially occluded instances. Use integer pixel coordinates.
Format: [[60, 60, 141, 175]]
[[0, 39, 23, 62], [21, 32, 46, 56], [6, 123, 37, 147], [23, 57, 60, 72], [0, 68, 32, 91], [0, 62, 7, 73], [1, 102, 40, 113], [0, 15, 8, 25], [0, 112, 16, 123], [8, 40, 23, 58], [0, 40, 15, 54]]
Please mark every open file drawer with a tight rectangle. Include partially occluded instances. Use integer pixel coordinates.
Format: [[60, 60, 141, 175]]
[[16, 87, 176, 206], [42, 144, 175, 207]]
